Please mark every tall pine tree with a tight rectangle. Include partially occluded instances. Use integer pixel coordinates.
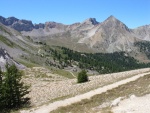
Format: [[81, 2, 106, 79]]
[[0, 64, 30, 110]]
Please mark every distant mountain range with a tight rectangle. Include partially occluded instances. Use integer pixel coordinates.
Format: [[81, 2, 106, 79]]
[[0, 15, 150, 68]]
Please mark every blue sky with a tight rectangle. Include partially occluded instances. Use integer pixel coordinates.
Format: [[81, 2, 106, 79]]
[[0, 0, 150, 28]]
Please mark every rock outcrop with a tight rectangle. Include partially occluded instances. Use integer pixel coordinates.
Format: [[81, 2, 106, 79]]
[[0, 48, 25, 71]]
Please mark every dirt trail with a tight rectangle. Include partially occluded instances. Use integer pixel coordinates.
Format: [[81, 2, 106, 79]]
[[21, 71, 150, 113], [69, 71, 76, 77]]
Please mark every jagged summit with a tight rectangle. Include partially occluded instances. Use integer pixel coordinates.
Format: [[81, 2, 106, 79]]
[[100, 15, 130, 32], [103, 15, 122, 24], [83, 18, 99, 25], [0, 16, 34, 31], [107, 15, 117, 20]]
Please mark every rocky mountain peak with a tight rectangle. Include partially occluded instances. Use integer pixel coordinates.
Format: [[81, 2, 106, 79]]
[[101, 15, 130, 32], [83, 18, 99, 25], [107, 15, 117, 20], [44, 21, 66, 30], [76, 18, 99, 31], [104, 15, 121, 24], [45, 22, 58, 28], [0, 16, 34, 31], [5, 17, 19, 25], [133, 24, 150, 40]]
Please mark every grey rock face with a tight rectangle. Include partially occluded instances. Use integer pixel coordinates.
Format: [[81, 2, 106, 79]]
[[87, 16, 136, 52], [0, 16, 67, 32], [0, 16, 6, 24], [44, 22, 66, 30], [0, 16, 34, 31], [5, 17, 19, 25], [12, 20, 34, 31], [0, 48, 25, 71], [101, 15, 131, 32], [132, 25, 150, 41], [0, 16, 18, 25], [83, 18, 99, 25], [34, 23, 45, 29], [89, 18, 99, 25]]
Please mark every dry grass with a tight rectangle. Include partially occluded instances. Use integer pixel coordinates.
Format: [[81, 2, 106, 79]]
[[51, 74, 150, 113], [49, 67, 75, 79]]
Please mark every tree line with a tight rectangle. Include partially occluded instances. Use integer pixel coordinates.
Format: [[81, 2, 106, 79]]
[[44, 46, 150, 74]]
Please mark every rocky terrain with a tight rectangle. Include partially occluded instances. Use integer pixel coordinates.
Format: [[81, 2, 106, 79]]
[[20, 68, 150, 113], [133, 25, 150, 41], [0, 16, 34, 31], [0, 48, 25, 71], [0, 22, 37, 58], [112, 94, 150, 113], [22, 67, 150, 106]]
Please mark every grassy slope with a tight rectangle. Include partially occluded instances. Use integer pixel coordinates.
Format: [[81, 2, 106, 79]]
[[46, 66, 75, 79], [0, 35, 14, 47]]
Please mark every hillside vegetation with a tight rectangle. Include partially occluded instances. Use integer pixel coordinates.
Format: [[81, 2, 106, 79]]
[[43, 46, 150, 74]]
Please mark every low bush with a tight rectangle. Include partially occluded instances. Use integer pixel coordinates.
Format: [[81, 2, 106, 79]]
[[77, 70, 88, 83]]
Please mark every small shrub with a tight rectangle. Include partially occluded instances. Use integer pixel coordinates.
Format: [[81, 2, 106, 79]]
[[77, 70, 88, 83]]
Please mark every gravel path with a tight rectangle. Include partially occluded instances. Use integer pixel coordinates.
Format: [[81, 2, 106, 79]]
[[21, 70, 150, 113]]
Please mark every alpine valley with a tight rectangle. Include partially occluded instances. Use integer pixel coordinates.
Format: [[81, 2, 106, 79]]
[[0, 15, 150, 74]]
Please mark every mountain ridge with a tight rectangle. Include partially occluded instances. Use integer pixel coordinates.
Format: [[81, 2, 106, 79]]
[[1, 15, 149, 31], [1, 15, 150, 73], [0, 15, 150, 58]]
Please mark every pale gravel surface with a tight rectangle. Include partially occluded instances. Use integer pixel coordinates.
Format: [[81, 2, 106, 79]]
[[112, 94, 150, 113], [20, 69, 150, 113], [20, 68, 150, 113], [23, 68, 150, 106]]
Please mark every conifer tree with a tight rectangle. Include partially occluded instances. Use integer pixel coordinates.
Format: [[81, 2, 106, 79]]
[[0, 64, 30, 110]]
